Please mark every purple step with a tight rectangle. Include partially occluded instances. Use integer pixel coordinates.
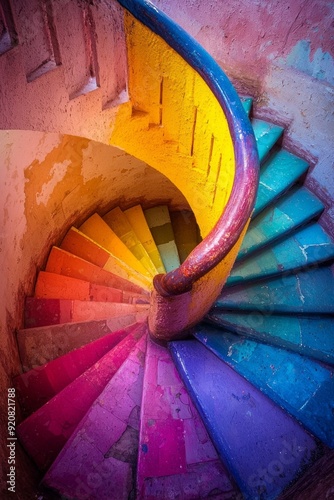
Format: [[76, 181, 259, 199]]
[[170, 339, 324, 499], [16, 322, 147, 471], [137, 337, 240, 499], [43, 334, 147, 500], [14, 322, 141, 416], [17, 316, 142, 372]]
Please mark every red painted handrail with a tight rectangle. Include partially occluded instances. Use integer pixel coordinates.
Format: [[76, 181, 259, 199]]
[[118, 0, 260, 296]]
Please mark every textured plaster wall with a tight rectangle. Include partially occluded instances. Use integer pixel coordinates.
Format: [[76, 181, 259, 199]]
[[155, 0, 334, 235], [0, 129, 187, 498]]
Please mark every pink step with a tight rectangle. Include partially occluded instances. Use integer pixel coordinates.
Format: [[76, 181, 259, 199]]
[[24, 297, 149, 328], [16, 323, 147, 471], [17, 316, 142, 372], [46, 247, 147, 296], [43, 334, 147, 499], [35, 271, 148, 304], [137, 338, 240, 498], [14, 322, 142, 416]]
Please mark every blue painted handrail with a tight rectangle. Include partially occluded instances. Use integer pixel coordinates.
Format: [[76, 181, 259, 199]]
[[117, 0, 259, 296]]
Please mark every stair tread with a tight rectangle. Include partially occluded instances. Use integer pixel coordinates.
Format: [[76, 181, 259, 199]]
[[252, 118, 284, 162], [137, 337, 239, 498], [35, 271, 147, 304], [43, 333, 147, 499], [170, 210, 200, 263], [46, 246, 146, 295], [60, 227, 151, 290], [170, 339, 321, 499], [16, 323, 146, 471], [216, 265, 334, 314], [24, 297, 149, 328], [240, 96, 253, 116], [194, 324, 334, 448], [103, 206, 158, 276], [238, 186, 325, 260], [124, 204, 166, 274], [144, 205, 181, 272], [17, 317, 142, 372], [206, 311, 334, 364], [227, 223, 334, 286], [14, 322, 140, 415], [79, 213, 153, 279], [254, 149, 309, 217]]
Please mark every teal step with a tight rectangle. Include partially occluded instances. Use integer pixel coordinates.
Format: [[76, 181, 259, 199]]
[[237, 186, 325, 261], [205, 311, 334, 365], [215, 266, 334, 314], [194, 324, 334, 448], [240, 96, 253, 116], [252, 118, 284, 163], [254, 149, 309, 217], [144, 206, 181, 272], [227, 223, 334, 287]]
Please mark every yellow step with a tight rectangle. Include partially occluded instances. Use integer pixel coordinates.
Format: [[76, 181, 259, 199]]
[[60, 227, 152, 291], [103, 207, 157, 276], [79, 214, 153, 279], [124, 205, 166, 274]]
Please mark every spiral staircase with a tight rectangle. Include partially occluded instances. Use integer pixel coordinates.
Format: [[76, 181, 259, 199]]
[[2, 0, 333, 498]]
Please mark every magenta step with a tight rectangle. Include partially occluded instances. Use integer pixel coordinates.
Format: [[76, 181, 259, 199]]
[[137, 337, 240, 499], [14, 322, 142, 416], [16, 323, 147, 471], [17, 316, 142, 372], [43, 334, 147, 499], [24, 297, 149, 328]]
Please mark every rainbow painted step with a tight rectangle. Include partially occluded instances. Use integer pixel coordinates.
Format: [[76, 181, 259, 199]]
[[251, 118, 284, 162], [194, 324, 334, 448], [137, 337, 239, 499], [42, 334, 147, 500], [170, 339, 324, 500], [16, 323, 146, 470]]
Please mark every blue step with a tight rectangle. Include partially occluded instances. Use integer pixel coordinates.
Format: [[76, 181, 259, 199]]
[[237, 186, 324, 261], [215, 266, 334, 314], [240, 96, 253, 116], [194, 324, 334, 448], [205, 311, 334, 365], [252, 118, 284, 163], [169, 339, 322, 500], [254, 149, 309, 217], [227, 223, 334, 287]]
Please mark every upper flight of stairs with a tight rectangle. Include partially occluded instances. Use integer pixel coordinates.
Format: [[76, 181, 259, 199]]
[[13, 94, 334, 499]]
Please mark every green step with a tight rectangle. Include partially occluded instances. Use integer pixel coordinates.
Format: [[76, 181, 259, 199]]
[[227, 223, 334, 286], [238, 186, 324, 260], [144, 206, 181, 272], [216, 266, 334, 314], [252, 118, 284, 163], [170, 210, 200, 263], [254, 149, 309, 217], [205, 311, 334, 365]]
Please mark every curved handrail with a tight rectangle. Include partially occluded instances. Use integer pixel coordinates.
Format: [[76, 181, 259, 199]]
[[117, 0, 259, 296]]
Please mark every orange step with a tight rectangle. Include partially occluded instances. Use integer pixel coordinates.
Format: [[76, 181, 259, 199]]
[[46, 247, 147, 296], [103, 206, 157, 276], [79, 213, 153, 279], [60, 227, 152, 290], [35, 271, 149, 304]]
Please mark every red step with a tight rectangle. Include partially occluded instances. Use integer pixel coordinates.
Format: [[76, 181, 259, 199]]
[[24, 297, 149, 328], [35, 271, 148, 304]]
